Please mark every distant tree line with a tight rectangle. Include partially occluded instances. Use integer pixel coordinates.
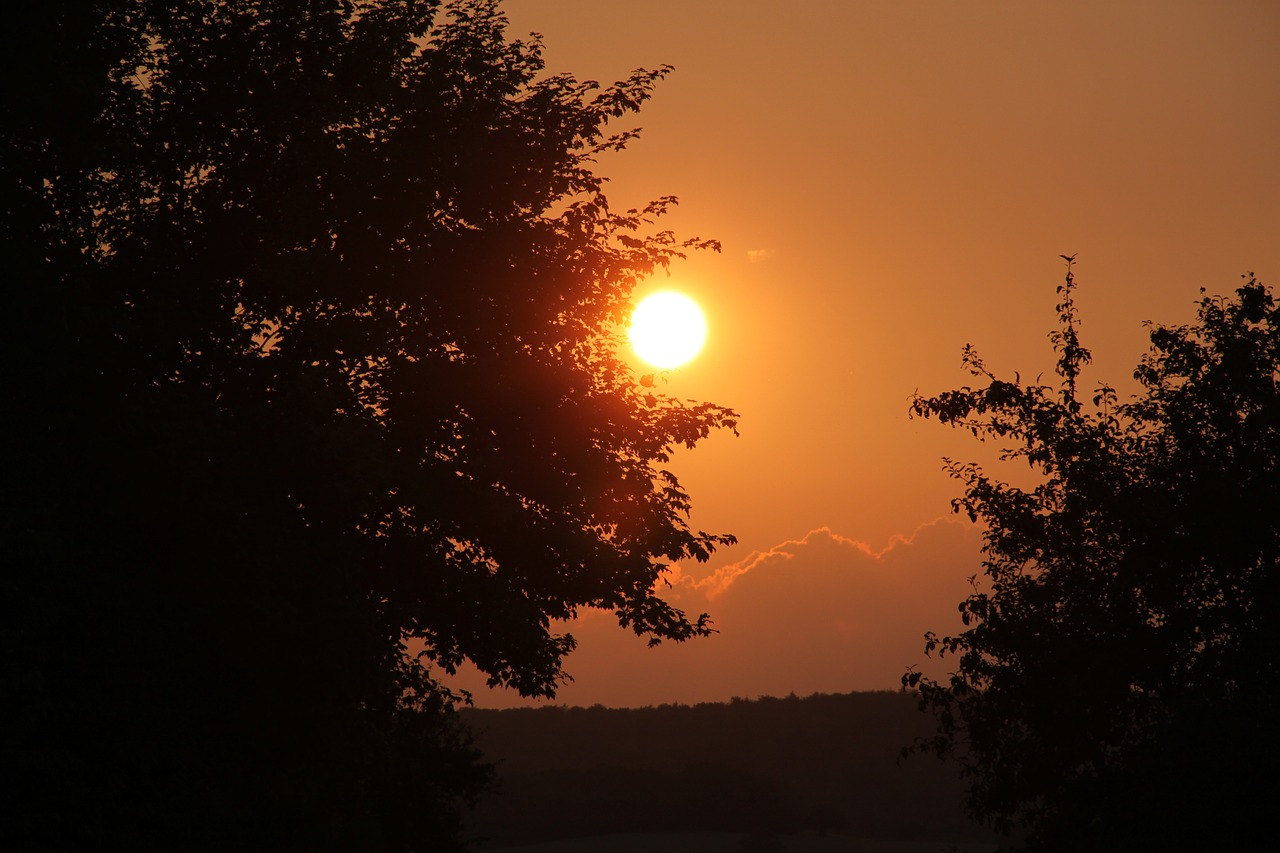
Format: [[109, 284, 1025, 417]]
[[463, 692, 993, 848]]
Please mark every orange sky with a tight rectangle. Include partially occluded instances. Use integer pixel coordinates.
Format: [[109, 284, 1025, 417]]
[[454, 0, 1280, 708]]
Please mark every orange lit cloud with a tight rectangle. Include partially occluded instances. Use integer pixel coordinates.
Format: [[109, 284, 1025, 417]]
[[663, 526, 894, 600], [456, 517, 984, 708]]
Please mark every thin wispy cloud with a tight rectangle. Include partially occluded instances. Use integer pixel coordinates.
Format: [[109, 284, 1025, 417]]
[[457, 517, 984, 707]]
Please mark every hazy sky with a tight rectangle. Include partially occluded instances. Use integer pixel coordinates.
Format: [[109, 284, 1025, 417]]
[[455, 0, 1280, 708]]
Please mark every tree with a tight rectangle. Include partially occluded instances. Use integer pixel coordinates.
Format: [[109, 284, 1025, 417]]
[[904, 260, 1280, 850], [2, 1, 736, 847]]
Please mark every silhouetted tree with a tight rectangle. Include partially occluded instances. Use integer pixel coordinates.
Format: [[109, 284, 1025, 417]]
[[2, 1, 734, 847], [905, 261, 1279, 850]]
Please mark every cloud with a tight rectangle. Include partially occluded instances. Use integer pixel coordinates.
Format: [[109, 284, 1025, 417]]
[[662, 527, 892, 600], [745, 248, 775, 264], [453, 517, 984, 708]]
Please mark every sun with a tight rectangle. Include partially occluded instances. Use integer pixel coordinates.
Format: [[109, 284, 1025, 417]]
[[628, 291, 707, 369]]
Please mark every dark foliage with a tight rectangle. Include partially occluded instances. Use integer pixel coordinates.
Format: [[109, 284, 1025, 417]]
[[463, 692, 991, 848], [904, 261, 1280, 850], [1, 1, 736, 847]]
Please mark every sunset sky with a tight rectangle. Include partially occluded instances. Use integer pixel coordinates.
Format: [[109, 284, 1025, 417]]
[[455, 0, 1280, 708]]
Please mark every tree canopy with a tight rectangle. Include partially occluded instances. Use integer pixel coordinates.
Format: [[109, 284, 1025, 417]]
[[2, 1, 735, 847], [904, 261, 1280, 850]]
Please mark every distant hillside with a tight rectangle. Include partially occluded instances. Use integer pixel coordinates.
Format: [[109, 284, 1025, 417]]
[[461, 691, 997, 850]]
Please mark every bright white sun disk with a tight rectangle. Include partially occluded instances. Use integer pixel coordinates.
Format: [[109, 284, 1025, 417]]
[[628, 291, 707, 369]]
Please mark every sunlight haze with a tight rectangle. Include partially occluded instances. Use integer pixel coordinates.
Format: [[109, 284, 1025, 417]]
[[460, 0, 1280, 708]]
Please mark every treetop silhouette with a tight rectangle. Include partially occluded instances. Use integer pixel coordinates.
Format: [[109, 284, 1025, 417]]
[[3, 1, 735, 846], [905, 259, 1280, 849]]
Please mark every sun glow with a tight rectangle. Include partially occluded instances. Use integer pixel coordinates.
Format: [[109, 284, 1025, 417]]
[[628, 291, 708, 369]]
